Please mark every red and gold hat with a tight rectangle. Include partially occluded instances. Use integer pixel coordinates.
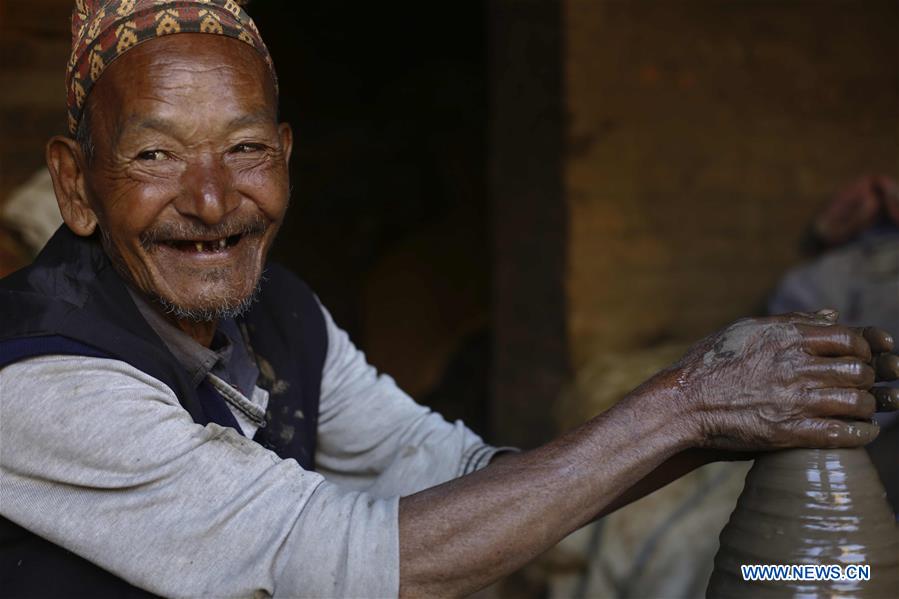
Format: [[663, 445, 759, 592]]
[[66, 0, 277, 135]]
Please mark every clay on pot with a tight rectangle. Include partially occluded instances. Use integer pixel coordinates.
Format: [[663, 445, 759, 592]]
[[707, 448, 899, 598]]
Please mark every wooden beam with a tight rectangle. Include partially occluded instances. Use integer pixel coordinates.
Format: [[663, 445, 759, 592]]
[[489, 0, 569, 448]]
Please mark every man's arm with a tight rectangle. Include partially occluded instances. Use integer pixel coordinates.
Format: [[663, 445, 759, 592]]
[[398, 313, 893, 597], [0, 355, 401, 598], [315, 302, 505, 497]]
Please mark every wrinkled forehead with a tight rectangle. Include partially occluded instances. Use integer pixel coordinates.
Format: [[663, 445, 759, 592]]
[[87, 34, 279, 141]]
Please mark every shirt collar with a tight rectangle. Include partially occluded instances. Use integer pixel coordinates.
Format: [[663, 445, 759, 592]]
[[128, 288, 258, 397]]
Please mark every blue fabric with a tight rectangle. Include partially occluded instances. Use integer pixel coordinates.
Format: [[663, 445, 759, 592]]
[[0, 336, 109, 369]]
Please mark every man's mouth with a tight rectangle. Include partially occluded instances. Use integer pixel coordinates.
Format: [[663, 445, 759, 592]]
[[163, 233, 244, 253], [140, 216, 269, 256]]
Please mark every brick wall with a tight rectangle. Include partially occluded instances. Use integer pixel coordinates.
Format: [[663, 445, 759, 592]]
[[564, 0, 899, 377]]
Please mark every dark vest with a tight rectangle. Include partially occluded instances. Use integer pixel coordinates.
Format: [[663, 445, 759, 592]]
[[0, 226, 327, 598]]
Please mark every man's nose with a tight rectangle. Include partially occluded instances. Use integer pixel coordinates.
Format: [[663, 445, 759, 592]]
[[175, 155, 240, 224]]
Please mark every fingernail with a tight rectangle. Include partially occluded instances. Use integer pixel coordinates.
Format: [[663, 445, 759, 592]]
[[816, 309, 839, 321], [874, 354, 899, 380]]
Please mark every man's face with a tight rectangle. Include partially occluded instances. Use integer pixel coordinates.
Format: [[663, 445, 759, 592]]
[[80, 34, 291, 319]]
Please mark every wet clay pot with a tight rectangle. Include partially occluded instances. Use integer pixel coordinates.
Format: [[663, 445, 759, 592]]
[[707, 448, 899, 598]]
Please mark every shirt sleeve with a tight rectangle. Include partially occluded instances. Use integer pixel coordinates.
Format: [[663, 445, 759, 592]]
[[0, 356, 398, 598], [315, 302, 507, 497]]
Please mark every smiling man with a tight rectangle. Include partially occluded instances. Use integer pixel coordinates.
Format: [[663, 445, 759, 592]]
[[60, 26, 289, 344], [1, 2, 898, 598]]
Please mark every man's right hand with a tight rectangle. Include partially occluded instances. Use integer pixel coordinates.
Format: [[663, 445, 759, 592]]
[[399, 310, 898, 598], [667, 310, 897, 452]]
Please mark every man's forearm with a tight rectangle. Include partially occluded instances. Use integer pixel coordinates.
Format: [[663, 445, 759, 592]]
[[398, 314, 894, 597], [398, 381, 695, 598]]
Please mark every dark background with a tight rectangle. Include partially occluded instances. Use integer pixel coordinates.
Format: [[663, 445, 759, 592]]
[[252, 1, 493, 435], [254, 1, 489, 338]]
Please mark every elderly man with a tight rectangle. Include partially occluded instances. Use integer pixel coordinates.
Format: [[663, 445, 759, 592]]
[[1, 2, 897, 597]]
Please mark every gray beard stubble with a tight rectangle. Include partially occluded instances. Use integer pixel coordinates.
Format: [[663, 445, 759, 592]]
[[99, 220, 267, 323], [152, 280, 262, 323]]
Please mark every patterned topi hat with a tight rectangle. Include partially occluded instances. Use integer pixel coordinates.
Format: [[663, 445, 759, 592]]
[[66, 0, 277, 135]]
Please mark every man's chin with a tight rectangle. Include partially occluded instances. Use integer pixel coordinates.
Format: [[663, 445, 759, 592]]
[[145, 273, 264, 323], [151, 288, 261, 323], [101, 228, 268, 323], [144, 258, 266, 322]]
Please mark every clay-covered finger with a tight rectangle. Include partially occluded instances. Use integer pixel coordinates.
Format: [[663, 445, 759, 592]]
[[797, 324, 871, 359], [805, 388, 876, 419], [791, 418, 879, 448], [854, 326, 895, 354], [873, 353, 899, 381], [767, 310, 839, 326], [797, 357, 875, 389], [871, 386, 899, 411]]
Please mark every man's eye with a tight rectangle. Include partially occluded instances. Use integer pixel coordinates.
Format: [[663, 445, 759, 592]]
[[136, 150, 168, 161], [231, 143, 266, 154]]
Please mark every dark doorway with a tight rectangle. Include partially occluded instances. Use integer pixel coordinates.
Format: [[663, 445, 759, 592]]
[[251, 2, 493, 437]]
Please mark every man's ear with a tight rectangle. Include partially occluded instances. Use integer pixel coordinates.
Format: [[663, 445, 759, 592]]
[[46, 135, 98, 236], [278, 122, 293, 166]]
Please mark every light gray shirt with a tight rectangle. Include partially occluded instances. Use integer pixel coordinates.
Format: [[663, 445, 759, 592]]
[[0, 302, 503, 598]]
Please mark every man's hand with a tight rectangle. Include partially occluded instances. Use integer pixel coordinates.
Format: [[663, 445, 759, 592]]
[[811, 175, 899, 248], [669, 310, 897, 452], [398, 310, 898, 597]]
